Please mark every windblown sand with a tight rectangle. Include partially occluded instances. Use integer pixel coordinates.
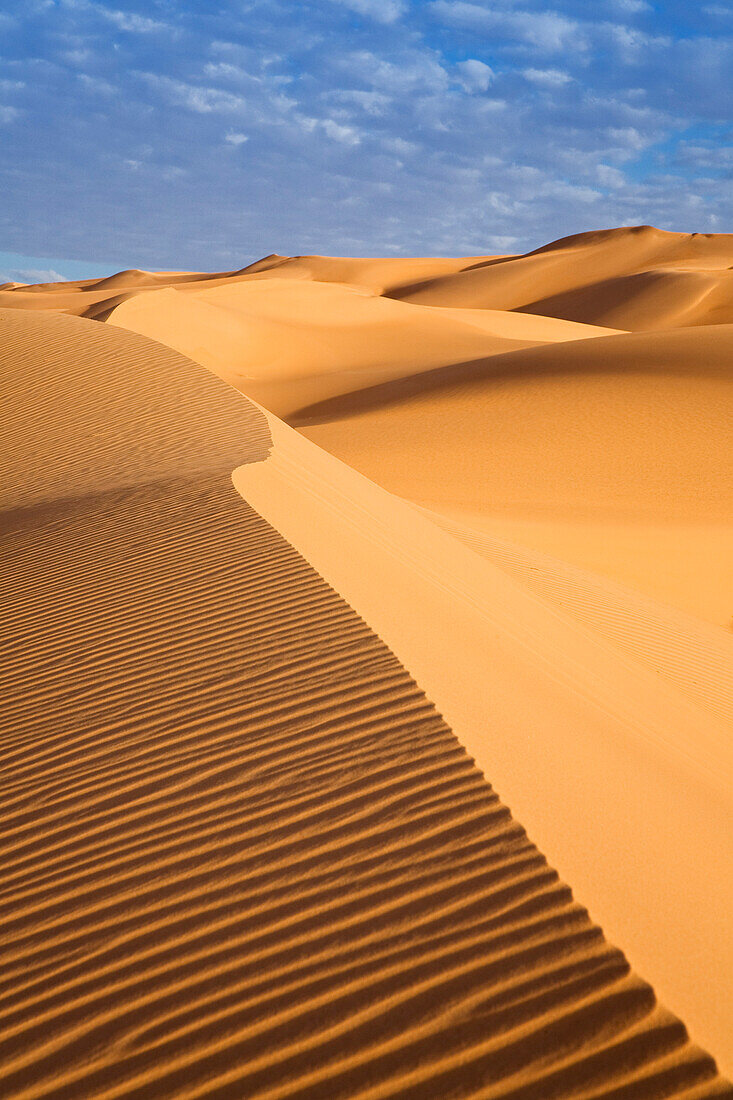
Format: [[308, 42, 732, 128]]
[[1, 225, 731, 1096]]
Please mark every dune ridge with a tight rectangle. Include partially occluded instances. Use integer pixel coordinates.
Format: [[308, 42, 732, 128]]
[[5, 478, 723, 1100], [1, 308, 731, 1096], [291, 323, 733, 631], [389, 226, 733, 330], [234, 408, 733, 1073], [2, 223, 732, 1091], [99, 279, 621, 417], [3, 225, 732, 333]]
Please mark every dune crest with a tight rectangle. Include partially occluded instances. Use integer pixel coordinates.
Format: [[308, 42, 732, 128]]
[[98, 279, 620, 417], [2, 226, 732, 1090], [234, 406, 733, 1072], [389, 225, 733, 330], [293, 325, 733, 626]]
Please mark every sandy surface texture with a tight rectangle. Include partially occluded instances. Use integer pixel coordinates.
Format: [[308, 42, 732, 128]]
[[2, 226, 731, 1095]]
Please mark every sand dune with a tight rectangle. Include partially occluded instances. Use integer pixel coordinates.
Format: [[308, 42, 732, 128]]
[[420, 507, 733, 726], [2, 224, 732, 1092], [293, 325, 733, 626], [0, 251, 499, 317], [98, 279, 619, 417], [2, 263, 621, 418], [2, 225, 731, 334], [390, 226, 733, 330], [236, 408, 733, 1075], [3, 308, 729, 1097], [231, 251, 507, 295]]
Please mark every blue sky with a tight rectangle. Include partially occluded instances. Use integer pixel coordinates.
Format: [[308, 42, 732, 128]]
[[1, 0, 731, 277]]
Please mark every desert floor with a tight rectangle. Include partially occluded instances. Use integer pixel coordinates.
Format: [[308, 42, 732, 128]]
[[1, 225, 731, 1098]]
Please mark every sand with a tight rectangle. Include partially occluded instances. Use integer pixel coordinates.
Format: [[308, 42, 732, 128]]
[[1, 225, 732, 1095], [389, 226, 733, 330], [292, 325, 733, 626]]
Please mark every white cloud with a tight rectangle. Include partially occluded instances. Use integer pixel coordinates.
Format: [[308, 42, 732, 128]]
[[62, 48, 92, 67], [606, 125, 649, 151], [429, 2, 583, 51], [542, 180, 602, 203], [487, 235, 520, 250], [100, 9, 166, 33], [344, 50, 449, 94], [225, 131, 249, 145], [612, 0, 651, 11], [605, 23, 671, 55], [674, 143, 733, 170], [327, 0, 407, 24], [321, 118, 361, 145], [202, 62, 265, 85], [204, 62, 245, 80], [78, 73, 115, 94], [2, 268, 67, 283], [140, 75, 247, 114], [522, 67, 572, 86], [455, 59, 494, 92], [596, 163, 627, 188], [0, 106, 19, 123], [381, 136, 419, 156], [330, 89, 392, 115]]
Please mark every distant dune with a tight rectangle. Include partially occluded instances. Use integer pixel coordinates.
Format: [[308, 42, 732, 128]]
[[1, 226, 732, 1095], [389, 226, 733, 330]]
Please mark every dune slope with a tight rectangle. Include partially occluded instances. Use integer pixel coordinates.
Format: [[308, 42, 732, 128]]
[[391, 226, 733, 331], [1, 308, 730, 1097], [99, 278, 619, 417], [292, 324, 733, 627], [236, 407, 733, 1075], [0, 251, 499, 317]]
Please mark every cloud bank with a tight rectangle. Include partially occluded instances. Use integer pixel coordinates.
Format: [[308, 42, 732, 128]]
[[0, 0, 730, 268]]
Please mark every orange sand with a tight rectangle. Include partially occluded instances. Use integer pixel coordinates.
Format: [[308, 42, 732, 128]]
[[1, 225, 732, 1095]]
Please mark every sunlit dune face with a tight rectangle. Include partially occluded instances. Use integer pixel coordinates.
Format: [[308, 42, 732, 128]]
[[1, 226, 732, 1093]]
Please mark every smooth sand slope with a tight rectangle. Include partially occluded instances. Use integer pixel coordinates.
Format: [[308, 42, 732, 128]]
[[1, 308, 731, 1098], [0, 261, 621, 419], [390, 226, 733, 331], [236, 407, 733, 1075], [2, 225, 731, 333], [100, 279, 620, 417], [293, 325, 733, 628], [0, 252, 500, 317]]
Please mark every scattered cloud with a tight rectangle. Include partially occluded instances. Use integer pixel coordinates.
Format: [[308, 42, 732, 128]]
[[381, 136, 419, 156], [455, 59, 494, 92], [321, 118, 362, 144], [330, 89, 391, 115], [0, 0, 729, 266], [78, 73, 115, 94], [343, 50, 450, 94], [429, 2, 584, 52], [613, 0, 651, 11], [522, 67, 572, 86], [139, 74, 247, 114], [99, 9, 167, 33], [674, 141, 733, 171], [595, 164, 627, 188], [327, 0, 407, 23], [1, 268, 67, 283]]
